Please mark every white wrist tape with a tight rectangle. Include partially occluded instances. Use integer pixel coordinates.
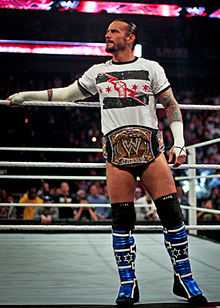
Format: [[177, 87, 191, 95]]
[[170, 121, 185, 147]]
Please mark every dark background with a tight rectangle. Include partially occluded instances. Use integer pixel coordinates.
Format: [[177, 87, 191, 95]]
[[0, 9, 220, 95]]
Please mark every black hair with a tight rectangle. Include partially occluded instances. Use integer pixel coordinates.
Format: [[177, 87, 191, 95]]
[[112, 18, 138, 50]]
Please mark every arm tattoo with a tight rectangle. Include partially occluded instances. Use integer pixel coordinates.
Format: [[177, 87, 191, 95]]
[[158, 88, 182, 123]]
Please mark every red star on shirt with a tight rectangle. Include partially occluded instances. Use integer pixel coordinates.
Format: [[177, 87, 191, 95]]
[[143, 84, 149, 92], [106, 86, 112, 93], [132, 84, 138, 91]]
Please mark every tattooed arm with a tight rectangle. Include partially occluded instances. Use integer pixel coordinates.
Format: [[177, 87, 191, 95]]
[[158, 87, 182, 122], [157, 87, 186, 166]]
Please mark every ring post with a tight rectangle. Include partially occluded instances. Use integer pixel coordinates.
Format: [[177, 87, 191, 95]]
[[188, 147, 197, 235]]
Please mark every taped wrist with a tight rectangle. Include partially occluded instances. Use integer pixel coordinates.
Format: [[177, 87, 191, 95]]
[[154, 193, 183, 229], [111, 202, 136, 231], [170, 121, 185, 148]]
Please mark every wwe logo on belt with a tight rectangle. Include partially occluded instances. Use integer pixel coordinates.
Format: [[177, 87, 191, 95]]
[[108, 127, 155, 166], [122, 138, 142, 157]]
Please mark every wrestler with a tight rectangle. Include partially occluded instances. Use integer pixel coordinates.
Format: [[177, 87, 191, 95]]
[[8, 19, 207, 307]]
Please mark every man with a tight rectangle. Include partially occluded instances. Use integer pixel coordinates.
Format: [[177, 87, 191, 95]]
[[74, 189, 98, 222], [54, 181, 76, 220], [135, 187, 159, 221], [19, 186, 43, 220], [87, 184, 110, 220], [8, 19, 207, 307]]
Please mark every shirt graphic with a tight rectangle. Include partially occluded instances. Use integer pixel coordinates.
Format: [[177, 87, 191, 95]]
[[96, 70, 150, 109]]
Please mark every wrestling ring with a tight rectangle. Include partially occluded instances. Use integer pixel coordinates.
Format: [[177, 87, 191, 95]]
[[0, 100, 219, 307]]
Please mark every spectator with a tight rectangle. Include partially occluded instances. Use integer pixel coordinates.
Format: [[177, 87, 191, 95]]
[[0, 189, 14, 219], [135, 188, 159, 221], [74, 189, 98, 222], [38, 182, 53, 202], [176, 183, 188, 220], [54, 182, 76, 220], [211, 187, 220, 210], [19, 187, 43, 220], [87, 184, 109, 220], [197, 199, 217, 222], [35, 195, 58, 224]]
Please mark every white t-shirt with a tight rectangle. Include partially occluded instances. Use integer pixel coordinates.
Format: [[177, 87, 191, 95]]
[[78, 57, 170, 135]]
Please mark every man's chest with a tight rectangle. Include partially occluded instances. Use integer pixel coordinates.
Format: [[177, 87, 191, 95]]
[[95, 69, 152, 99]]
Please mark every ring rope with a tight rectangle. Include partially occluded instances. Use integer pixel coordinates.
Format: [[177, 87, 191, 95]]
[[175, 174, 220, 181], [0, 175, 106, 180], [0, 224, 219, 231], [0, 161, 220, 169], [0, 203, 134, 208], [1, 100, 220, 110], [186, 138, 220, 149], [0, 174, 219, 181], [0, 147, 102, 152], [0, 138, 219, 153], [0, 161, 105, 168], [180, 205, 220, 215], [1, 203, 220, 215], [0, 100, 99, 108]]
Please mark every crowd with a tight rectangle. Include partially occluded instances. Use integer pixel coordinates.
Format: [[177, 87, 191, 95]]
[[0, 181, 161, 223], [1, 178, 219, 223]]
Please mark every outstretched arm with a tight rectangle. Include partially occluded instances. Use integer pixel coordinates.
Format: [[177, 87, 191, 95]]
[[157, 87, 186, 167], [8, 81, 90, 105]]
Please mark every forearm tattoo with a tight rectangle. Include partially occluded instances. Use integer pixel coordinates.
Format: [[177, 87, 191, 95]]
[[158, 89, 182, 123]]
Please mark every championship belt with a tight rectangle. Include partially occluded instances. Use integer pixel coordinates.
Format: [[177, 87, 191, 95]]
[[106, 127, 157, 167]]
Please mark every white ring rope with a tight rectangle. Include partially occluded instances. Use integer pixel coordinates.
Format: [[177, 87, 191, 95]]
[[0, 100, 100, 108], [0, 138, 219, 153], [0, 161, 105, 168], [181, 205, 220, 215], [0, 203, 138, 208], [0, 174, 219, 181], [0, 175, 106, 180], [175, 174, 220, 181], [1, 100, 220, 110], [186, 138, 220, 149], [1, 203, 220, 215], [0, 225, 219, 231], [0, 161, 220, 169], [0, 147, 102, 153]]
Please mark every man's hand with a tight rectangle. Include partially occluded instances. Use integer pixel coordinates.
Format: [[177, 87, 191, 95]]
[[168, 146, 187, 167], [7, 92, 26, 106], [41, 214, 52, 224]]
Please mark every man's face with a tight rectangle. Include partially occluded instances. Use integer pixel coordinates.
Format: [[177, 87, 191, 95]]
[[105, 21, 131, 53], [61, 182, 69, 194], [90, 185, 98, 196], [28, 187, 37, 200]]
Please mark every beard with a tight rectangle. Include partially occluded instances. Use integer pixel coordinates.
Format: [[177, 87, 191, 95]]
[[105, 43, 117, 53], [105, 41, 126, 53]]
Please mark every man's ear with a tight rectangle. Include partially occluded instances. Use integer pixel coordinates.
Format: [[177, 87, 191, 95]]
[[127, 33, 135, 45]]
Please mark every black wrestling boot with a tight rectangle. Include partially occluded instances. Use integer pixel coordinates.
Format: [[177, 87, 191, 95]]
[[173, 274, 208, 306], [112, 229, 140, 307], [116, 280, 139, 307], [164, 224, 208, 306]]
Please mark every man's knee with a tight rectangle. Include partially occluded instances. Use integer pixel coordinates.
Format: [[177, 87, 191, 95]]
[[154, 193, 183, 229], [111, 202, 136, 231]]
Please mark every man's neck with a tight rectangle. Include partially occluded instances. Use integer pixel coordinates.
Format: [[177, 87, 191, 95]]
[[112, 50, 135, 63]]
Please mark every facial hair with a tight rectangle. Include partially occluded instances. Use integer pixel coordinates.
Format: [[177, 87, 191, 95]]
[[105, 41, 126, 53]]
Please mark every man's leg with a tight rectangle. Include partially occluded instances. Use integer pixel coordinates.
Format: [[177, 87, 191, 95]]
[[141, 154, 207, 305], [107, 163, 139, 307]]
